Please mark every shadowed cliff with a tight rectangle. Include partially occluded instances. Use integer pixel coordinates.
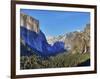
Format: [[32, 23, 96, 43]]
[[20, 13, 65, 57]]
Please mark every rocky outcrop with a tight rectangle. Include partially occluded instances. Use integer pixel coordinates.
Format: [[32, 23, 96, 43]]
[[20, 13, 39, 33], [47, 24, 90, 54], [20, 13, 65, 57]]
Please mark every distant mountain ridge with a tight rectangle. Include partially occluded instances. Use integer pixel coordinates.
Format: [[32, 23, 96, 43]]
[[47, 24, 90, 54], [20, 13, 65, 57]]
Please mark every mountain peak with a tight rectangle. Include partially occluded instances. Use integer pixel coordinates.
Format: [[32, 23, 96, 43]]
[[20, 13, 40, 33]]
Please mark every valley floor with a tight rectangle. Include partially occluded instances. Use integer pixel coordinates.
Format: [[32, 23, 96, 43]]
[[20, 52, 90, 69]]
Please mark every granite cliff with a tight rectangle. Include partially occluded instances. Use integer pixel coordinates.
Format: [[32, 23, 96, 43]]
[[20, 13, 65, 57], [47, 24, 90, 54], [20, 13, 39, 33]]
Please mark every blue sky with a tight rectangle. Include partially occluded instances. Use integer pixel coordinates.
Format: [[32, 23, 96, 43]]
[[20, 9, 90, 37]]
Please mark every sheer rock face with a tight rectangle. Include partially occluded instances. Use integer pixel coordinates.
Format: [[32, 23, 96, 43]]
[[20, 13, 39, 33], [20, 13, 65, 57]]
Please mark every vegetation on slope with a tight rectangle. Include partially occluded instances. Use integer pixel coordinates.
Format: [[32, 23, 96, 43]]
[[20, 24, 90, 69], [20, 52, 90, 69]]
